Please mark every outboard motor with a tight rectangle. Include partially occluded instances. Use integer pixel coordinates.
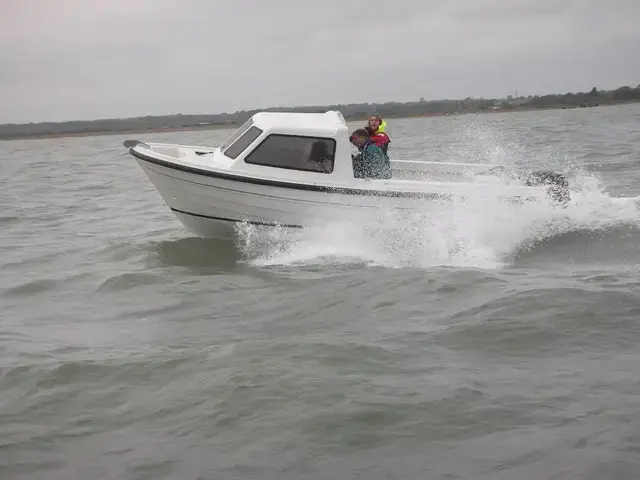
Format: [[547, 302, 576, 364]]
[[524, 171, 570, 207]]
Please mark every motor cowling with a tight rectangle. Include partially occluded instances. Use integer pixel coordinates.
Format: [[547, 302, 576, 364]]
[[524, 171, 570, 206]]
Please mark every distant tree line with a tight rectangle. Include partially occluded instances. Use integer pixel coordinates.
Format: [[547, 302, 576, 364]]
[[1, 84, 639, 140]]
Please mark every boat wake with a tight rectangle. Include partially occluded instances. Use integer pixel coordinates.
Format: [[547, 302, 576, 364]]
[[236, 171, 640, 271]]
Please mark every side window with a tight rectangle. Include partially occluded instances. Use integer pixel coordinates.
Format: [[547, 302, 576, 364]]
[[223, 126, 264, 159], [244, 135, 335, 173]]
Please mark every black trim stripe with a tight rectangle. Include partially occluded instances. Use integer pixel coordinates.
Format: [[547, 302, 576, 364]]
[[128, 147, 454, 200], [171, 207, 304, 228]]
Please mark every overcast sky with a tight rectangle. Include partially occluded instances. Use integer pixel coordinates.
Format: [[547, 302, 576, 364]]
[[2, 0, 639, 124]]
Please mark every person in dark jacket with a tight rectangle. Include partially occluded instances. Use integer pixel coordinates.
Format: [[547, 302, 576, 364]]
[[349, 129, 392, 179]]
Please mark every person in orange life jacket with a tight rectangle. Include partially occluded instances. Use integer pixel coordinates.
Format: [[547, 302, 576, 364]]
[[364, 114, 390, 156], [349, 128, 392, 179]]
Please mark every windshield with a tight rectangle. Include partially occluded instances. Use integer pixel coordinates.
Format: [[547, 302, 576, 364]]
[[219, 117, 254, 151], [223, 126, 263, 160]]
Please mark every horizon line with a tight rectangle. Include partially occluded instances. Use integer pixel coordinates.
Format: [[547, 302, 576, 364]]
[[3, 82, 638, 127]]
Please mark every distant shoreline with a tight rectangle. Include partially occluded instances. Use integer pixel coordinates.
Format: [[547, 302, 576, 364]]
[[2, 97, 638, 142]]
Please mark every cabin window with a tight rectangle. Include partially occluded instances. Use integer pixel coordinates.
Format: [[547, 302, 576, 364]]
[[244, 135, 336, 174], [223, 126, 264, 159]]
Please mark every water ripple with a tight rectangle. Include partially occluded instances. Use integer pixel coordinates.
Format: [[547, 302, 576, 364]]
[[1, 105, 640, 479]]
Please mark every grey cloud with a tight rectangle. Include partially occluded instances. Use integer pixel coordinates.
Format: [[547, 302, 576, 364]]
[[1, 0, 639, 123]]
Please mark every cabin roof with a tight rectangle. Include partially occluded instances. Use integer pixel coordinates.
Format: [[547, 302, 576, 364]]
[[251, 110, 347, 133]]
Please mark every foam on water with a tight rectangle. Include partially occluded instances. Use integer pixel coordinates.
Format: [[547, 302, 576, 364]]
[[235, 173, 640, 271]]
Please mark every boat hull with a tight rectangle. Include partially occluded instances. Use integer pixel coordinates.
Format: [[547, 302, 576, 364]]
[[170, 209, 247, 239], [135, 157, 455, 238]]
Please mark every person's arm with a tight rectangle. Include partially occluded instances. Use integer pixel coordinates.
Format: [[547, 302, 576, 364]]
[[371, 132, 390, 147]]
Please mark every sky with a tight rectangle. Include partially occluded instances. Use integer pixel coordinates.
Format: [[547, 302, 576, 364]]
[[2, 0, 639, 124]]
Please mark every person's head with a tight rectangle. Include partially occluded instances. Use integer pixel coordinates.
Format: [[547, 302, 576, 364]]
[[368, 114, 382, 132], [349, 128, 370, 147]]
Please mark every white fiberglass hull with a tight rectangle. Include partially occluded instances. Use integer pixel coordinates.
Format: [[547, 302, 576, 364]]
[[136, 158, 457, 238], [126, 140, 565, 239]]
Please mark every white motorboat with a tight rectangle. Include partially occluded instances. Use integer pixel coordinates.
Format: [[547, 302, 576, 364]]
[[122, 110, 569, 238]]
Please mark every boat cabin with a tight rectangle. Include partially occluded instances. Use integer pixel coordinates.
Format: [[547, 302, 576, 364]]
[[215, 111, 358, 182]]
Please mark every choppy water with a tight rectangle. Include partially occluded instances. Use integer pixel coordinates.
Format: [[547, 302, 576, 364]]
[[2, 104, 640, 479]]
